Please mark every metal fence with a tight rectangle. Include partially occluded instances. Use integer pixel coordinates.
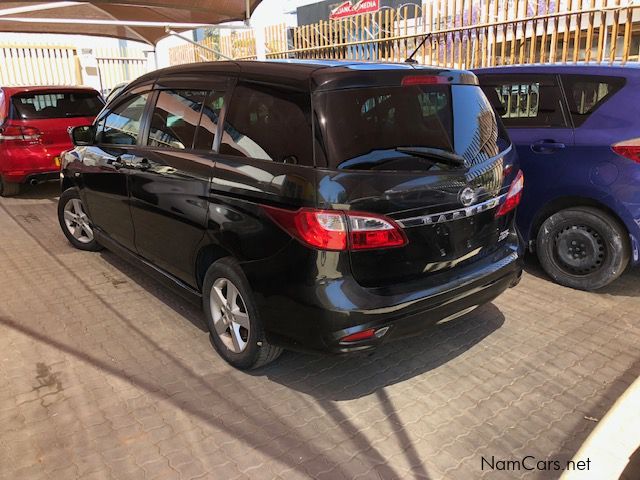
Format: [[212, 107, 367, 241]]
[[0, 44, 81, 86], [95, 48, 149, 92], [0, 44, 149, 90], [170, 0, 640, 68], [168, 32, 257, 65]]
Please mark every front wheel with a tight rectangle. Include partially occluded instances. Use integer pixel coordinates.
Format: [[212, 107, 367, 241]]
[[58, 188, 103, 252], [536, 207, 630, 291], [203, 257, 282, 370]]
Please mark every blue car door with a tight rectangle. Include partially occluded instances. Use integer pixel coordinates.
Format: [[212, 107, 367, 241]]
[[478, 73, 575, 242]]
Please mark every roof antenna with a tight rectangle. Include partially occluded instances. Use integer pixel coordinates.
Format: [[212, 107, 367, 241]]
[[405, 33, 432, 64]]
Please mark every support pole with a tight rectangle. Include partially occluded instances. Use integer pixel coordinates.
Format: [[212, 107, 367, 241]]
[[166, 28, 234, 61]]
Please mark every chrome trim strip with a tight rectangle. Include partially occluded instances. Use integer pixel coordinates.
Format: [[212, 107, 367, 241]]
[[397, 193, 507, 228]]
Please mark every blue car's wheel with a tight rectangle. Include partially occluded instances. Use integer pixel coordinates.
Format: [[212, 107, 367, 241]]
[[536, 207, 630, 291]]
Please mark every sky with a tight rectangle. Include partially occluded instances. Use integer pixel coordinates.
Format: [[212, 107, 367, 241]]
[[251, 0, 316, 27]]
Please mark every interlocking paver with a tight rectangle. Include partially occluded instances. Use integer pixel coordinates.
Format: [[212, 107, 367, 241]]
[[0, 184, 639, 480]]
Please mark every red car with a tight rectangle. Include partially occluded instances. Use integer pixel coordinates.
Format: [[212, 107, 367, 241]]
[[0, 86, 104, 196]]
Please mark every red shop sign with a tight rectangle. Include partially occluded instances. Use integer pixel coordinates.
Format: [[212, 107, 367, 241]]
[[330, 0, 380, 20]]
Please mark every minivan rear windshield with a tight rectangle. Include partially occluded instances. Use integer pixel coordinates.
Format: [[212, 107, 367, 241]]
[[11, 91, 104, 120], [314, 84, 509, 170]]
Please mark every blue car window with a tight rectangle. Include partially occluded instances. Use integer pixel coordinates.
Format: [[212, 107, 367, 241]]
[[478, 75, 567, 129], [561, 75, 625, 127]]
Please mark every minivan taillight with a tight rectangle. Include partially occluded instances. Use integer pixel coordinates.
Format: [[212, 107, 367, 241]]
[[263, 206, 407, 251], [0, 124, 42, 144], [401, 75, 449, 86], [496, 170, 524, 217], [612, 139, 640, 163]]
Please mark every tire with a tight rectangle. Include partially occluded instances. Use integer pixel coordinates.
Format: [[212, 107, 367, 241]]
[[203, 257, 282, 370], [58, 188, 103, 252], [0, 177, 20, 197], [536, 207, 630, 291]]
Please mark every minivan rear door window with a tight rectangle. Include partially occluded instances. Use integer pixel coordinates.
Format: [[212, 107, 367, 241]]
[[11, 91, 103, 120], [220, 83, 314, 166], [147, 90, 208, 150]]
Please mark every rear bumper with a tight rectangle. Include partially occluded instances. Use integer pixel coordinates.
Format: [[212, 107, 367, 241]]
[[251, 233, 524, 354], [2, 168, 59, 184], [25, 171, 60, 184], [0, 146, 63, 183]]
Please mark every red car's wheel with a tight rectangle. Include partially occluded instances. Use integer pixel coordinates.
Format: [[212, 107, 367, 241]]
[[0, 177, 20, 197]]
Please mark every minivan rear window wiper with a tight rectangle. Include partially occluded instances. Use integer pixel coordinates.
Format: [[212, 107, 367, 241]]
[[395, 147, 466, 167]]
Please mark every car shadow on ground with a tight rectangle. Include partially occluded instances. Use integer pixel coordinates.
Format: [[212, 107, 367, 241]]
[[99, 251, 209, 333], [524, 252, 640, 298], [12, 181, 60, 200], [256, 303, 505, 401], [100, 247, 504, 401]]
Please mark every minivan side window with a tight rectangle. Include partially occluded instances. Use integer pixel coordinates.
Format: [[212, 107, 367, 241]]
[[220, 83, 313, 166], [147, 90, 208, 149], [479, 75, 567, 128], [561, 75, 625, 127], [97, 93, 149, 145], [193, 91, 225, 151]]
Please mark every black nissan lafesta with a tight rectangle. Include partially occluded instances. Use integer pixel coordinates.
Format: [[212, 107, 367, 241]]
[[58, 60, 524, 369]]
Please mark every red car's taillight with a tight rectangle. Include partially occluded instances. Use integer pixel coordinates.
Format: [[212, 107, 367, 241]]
[[0, 124, 42, 145], [496, 170, 524, 217], [612, 139, 640, 163], [263, 206, 408, 251]]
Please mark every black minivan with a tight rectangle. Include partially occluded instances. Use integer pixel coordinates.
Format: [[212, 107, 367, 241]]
[[59, 60, 524, 369]]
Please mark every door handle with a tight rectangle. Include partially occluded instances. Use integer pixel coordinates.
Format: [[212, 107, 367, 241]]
[[530, 140, 566, 153], [129, 158, 150, 171], [112, 157, 150, 171]]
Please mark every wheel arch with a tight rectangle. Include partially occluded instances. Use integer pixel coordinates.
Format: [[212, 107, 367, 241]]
[[61, 176, 75, 193], [194, 243, 234, 292]]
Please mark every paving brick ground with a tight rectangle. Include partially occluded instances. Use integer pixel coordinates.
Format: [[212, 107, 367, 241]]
[[0, 183, 638, 480]]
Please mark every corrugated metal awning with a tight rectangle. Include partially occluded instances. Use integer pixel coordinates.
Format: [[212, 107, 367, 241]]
[[0, 1, 260, 45]]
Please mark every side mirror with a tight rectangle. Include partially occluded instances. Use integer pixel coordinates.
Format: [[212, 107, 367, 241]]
[[70, 125, 96, 146]]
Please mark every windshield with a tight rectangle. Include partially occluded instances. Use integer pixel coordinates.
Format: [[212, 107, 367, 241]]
[[12, 91, 104, 120], [314, 84, 509, 170]]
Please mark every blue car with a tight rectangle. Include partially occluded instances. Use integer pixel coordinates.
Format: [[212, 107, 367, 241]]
[[474, 64, 640, 290]]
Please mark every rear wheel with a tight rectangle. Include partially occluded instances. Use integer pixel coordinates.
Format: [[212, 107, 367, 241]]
[[203, 257, 282, 370], [536, 207, 629, 291], [58, 188, 103, 251], [0, 177, 20, 197]]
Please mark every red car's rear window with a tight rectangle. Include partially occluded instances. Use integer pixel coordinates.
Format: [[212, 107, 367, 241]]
[[11, 91, 104, 120]]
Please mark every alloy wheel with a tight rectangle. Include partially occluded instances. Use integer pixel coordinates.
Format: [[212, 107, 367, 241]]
[[63, 198, 94, 244], [209, 278, 251, 353]]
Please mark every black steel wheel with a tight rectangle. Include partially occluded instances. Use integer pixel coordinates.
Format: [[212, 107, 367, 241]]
[[536, 207, 629, 291]]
